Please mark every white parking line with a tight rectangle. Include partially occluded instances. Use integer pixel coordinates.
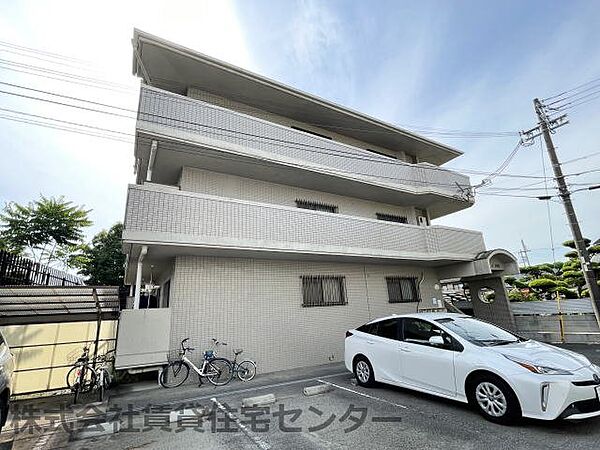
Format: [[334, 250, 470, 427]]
[[317, 380, 408, 409], [211, 397, 271, 450], [163, 371, 349, 406]]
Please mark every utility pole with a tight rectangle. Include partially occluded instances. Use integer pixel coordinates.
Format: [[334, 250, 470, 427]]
[[519, 239, 531, 267], [520, 99, 600, 327]]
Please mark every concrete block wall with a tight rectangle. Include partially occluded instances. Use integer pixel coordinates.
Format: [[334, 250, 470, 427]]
[[179, 167, 418, 224], [168, 255, 442, 373], [515, 314, 600, 344]]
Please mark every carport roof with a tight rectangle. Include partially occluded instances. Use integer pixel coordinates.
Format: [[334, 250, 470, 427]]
[[132, 29, 463, 166]]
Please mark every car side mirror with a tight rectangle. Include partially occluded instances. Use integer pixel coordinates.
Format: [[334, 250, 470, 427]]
[[429, 335, 445, 346]]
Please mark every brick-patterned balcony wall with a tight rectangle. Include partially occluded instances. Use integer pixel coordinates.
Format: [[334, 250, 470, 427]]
[[124, 184, 485, 260], [137, 86, 471, 199]]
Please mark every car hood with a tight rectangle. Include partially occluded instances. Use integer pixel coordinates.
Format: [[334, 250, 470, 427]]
[[488, 340, 592, 371]]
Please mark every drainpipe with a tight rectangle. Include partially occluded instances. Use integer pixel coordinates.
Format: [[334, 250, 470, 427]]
[[146, 140, 158, 182], [133, 245, 148, 309]]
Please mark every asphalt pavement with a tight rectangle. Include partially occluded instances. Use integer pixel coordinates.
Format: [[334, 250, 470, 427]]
[[2, 343, 600, 449]]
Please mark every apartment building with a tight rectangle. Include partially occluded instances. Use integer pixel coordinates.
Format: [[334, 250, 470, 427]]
[[116, 30, 519, 373]]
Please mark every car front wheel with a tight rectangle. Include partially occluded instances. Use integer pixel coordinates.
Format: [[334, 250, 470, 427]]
[[353, 357, 375, 387], [469, 375, 521, 424]]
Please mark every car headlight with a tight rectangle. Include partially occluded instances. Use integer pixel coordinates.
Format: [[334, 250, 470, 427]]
[[592, 364, 600, 375], [504, 354, 573, 375]]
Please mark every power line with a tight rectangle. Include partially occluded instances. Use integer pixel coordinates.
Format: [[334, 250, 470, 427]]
[[0, 82, 557, 182], [0, 48, 518, 138], [3, 80, 599, 189], [0, 39, 90, 64], [541, 75, 600, 102], [0, 113, 132, 143], [0, 107, 133, 137]]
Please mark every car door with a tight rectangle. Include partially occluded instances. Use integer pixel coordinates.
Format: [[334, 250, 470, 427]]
[[398, 318, 458, 397], [361, 318, 402, 383]]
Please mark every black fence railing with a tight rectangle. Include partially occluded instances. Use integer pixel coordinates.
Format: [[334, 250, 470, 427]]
[[0, 250, 84, 286]]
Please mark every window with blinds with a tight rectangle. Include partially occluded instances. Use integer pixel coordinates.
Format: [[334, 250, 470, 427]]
[[295, 199, 339, 213], [386, 276, 420, 303], [376, 213, 408, 224], [301, 275, 347, 307]]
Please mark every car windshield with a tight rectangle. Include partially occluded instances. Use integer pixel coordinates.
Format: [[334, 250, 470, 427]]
[[436, 317, 526, 347]]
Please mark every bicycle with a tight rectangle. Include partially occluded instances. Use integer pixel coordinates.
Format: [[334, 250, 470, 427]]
[[66, 347, 115, 403], [229, 349, 257, 382], [159, 338, 232, 388]]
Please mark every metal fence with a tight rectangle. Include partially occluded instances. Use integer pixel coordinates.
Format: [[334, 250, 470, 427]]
[[0, 250, 84, 286], [0, 286, 120, 396]]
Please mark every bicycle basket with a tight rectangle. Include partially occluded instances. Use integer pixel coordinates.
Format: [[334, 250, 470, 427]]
[[203, 350, 214, 360], [167, 349, 183, 363]]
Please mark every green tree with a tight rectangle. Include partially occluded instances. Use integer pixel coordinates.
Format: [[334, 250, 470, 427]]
[[0, 196, 91, 265], [70, 223, 125, 286], [528, 278, 558, 300]]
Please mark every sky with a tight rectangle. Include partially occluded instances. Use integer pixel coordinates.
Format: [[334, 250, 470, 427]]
[[0, 0, 599, 266]]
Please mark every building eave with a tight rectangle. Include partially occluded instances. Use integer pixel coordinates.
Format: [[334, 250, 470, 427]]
[[131, 28, 463, 166]]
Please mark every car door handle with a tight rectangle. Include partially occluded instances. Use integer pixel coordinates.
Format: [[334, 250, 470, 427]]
[[366, 341, 375, 345], [399, 346, 411, 353]]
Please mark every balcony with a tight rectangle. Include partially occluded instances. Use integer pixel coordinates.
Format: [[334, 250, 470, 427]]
[[123, 184, 485, 264], [135, 86, 474, 219]]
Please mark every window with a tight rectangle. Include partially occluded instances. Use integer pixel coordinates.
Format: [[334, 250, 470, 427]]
[[376, 213, 408, 224], [436, 317, 523, 347], [406, 154, 418, 164], [386, 277, 420, 303], [402, 318, 456, 349], [291, 126, 332, 140], [374, 318, 400, 340], [356, 318, 399, 340], [366, 148, 396, 159], [295, 199, 338, 213], [301, 275, 347, 307]]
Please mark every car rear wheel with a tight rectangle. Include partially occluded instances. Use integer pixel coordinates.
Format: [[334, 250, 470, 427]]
[[353, 357, 375, 387], [468, 374, 521, 425]]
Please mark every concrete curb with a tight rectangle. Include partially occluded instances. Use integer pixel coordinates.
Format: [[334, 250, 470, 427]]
[[303, 384, 333, 396], [241, 394, 276, 407], [77, 421, 121, 439]]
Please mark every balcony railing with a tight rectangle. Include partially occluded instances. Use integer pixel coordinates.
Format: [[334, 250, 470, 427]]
[[137, 86, 472, 201], [123, 184, 485, 262]]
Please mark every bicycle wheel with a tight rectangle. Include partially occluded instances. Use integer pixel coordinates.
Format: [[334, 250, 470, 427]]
[[66, 365, 80, 391], [97, 369, 110, 402], [159, 361, 190, 388], [206, 358, 233, 386], [237, 360, 257, 382], [72, 366, 97, 404]]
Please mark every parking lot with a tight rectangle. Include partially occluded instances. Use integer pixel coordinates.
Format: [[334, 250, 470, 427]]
[[3, 346, 599, 450]]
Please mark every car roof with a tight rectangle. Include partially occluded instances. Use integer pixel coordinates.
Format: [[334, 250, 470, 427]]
[[359, 312, 470, 326]]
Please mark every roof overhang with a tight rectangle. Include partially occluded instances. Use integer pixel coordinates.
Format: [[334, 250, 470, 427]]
[[437, 248, 520, 281], [132, 29, 463, 166]]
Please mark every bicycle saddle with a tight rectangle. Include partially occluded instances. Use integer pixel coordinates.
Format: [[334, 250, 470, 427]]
[[234, 349, 244, 355]]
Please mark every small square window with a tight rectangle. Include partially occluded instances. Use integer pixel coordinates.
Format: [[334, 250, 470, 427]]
[[386, 277, 420, 303], [301, 275, 347, 307]]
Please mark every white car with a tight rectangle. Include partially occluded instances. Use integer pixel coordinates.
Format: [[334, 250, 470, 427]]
[[345, 312, 600, 424]]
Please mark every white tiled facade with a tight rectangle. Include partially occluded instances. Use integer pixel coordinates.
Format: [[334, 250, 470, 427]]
[[169, 256, 441, 373], [179, 167, 419, 223], [122, 31, 508, 373]]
